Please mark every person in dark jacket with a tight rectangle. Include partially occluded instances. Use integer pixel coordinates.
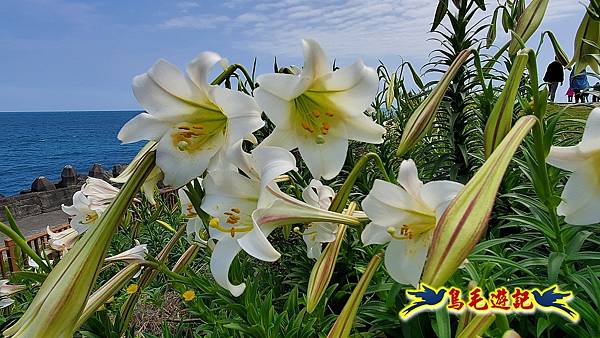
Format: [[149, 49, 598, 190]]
[[543, 57, 564, 102]]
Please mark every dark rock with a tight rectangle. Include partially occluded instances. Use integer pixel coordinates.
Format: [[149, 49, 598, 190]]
[[88, 164, 110, 180], [58, 165, 78, 187], [112, 164, 127, 178], [31, 176, 56, 192]]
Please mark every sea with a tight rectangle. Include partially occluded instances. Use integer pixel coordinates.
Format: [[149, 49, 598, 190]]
[[0, 111, 144, 197]]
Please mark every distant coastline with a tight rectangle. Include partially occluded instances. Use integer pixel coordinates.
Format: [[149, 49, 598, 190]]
[[0, 110, 144, 196]]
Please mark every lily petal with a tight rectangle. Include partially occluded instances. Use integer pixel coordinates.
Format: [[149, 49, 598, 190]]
[[259, 128, 298, 150], [342, 111, 386, 144], [361, 179, 433, 227], [255, 73, 312, 102], [149, 59, 209, 104], [302, 38, 330, 80], [557, 159, 600, 225], [580, 107, 600, 152], [297, 131, 348, 180], [546, 145, 589, 172], [361, 223, 392, 245], [132, 73, 198, 119], [210, 237, 246, 297], [118, 113, 171, 144], [315, 60, 379, 118], [421, 180, 465, 219], [384, 232, 432, 286], [397, 159, 424, 199], [186, 51, 223, 94], [156, 130, 224, 188], [210, 86, 264, 145], [251, 146, 297, 190], [237, 225, 280, 262]]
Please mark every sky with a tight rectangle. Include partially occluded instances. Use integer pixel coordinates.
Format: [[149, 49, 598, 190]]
[[0, 0, 589, 111]]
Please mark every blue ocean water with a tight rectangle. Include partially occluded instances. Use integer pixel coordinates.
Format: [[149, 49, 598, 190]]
[[0, 111, 144, 196]]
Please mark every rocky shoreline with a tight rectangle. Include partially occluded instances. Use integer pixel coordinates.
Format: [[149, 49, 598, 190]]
[[0, 163, 126, 222]]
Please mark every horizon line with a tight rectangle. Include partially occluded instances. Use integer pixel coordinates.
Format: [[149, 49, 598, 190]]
[[0, 109, 143, 113]]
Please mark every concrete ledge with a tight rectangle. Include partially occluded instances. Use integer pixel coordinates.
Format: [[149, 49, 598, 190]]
[[0, 185, 81, 221]]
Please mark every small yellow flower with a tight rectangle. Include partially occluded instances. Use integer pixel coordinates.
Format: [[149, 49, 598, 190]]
[[182, 290, 196, 302], [126, 284, 139, 295]]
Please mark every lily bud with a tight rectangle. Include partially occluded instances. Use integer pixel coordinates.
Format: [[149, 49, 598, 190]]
[[421, 116, 536, 287], [385, 73, 396, 111], [508, 0, 549, 55], [76, 262, 144, 327], [484, 50, 528, 158], [253, 186, 361, 230], [306, 202, 358, 313], [456, 314, 496, 338], [3, 152, 156, 337], [456, 280, 478, 332], [543, 31, 570, 67], [569, 11, 600, 74], [397, 49, 472, 157], [327, 253, 382, 338], [172, 243, 201, 274], [502, 330, 522, 338], [105, 241, 148, 263]]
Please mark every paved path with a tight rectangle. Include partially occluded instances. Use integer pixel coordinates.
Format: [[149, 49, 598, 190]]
[[1, 210, 68, 241]]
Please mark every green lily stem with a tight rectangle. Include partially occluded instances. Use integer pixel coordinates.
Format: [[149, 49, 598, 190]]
[[526, 51, 565, 254], [329, 152, 392, 213], [0, 221, 50, 273], [210, 64, 255, 90], [117, 223, 187, 335], [3, 207, 26, 240], [484, 41, 510, 71]]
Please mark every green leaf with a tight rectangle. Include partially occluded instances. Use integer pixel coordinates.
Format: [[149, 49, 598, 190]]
[[434, 306, 451, 338], [547, 252, 566, 284], [432, 0, 448, 32]]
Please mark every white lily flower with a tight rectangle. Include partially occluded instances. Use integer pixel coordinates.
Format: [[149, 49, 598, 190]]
[[61, 177, 120, 237], [0, 298, 14, 309], [118, 52, 264, 188], [179, 188, 206, 241], [80, 177, 120, 208], [301, 179, 338, 259], [254, 39, 386, 180], [105, 240, 148, 263], [47, 226, 80, 253], [546, 108, 600, 225], [61, 191, 102, 234], [361, 160, 463, 286], [201, 142, 297, 296], [0, 280, 25, 297], [0, 279, 22, 309]]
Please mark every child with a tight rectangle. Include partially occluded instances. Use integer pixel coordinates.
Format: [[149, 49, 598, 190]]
[[566, 87, 574, 102]]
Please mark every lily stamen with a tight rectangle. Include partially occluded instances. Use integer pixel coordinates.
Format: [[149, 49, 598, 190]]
[[386, 226, 412, 240], [208, 217, 252, 237]]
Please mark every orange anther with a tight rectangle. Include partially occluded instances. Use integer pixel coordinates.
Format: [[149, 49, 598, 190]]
[[326, 111, 334, 117], [312, 110, 321, 117], [322, 122, 330, 130], [230, 208, 241, 213]]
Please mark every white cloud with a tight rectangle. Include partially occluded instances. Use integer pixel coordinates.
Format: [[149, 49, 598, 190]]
[[161, 14, 230, 29], [160, 0, 587, 59]]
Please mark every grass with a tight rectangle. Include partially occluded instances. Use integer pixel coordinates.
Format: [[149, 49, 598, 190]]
[[546, 102, 595, 120]]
